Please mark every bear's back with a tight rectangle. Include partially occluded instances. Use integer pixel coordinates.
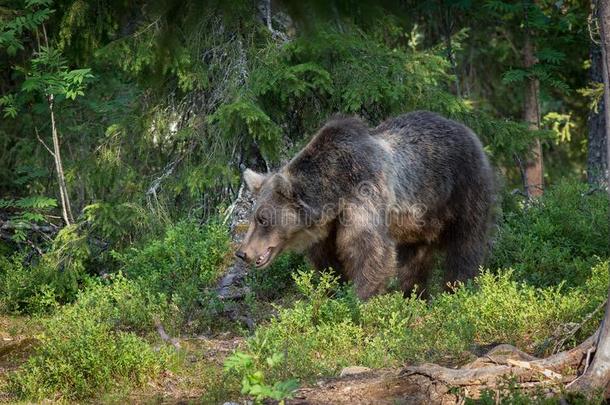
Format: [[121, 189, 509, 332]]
[[372, 111, 493, 211]]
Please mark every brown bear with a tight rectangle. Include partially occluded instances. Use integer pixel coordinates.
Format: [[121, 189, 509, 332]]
[[235, 111, 495, 300]]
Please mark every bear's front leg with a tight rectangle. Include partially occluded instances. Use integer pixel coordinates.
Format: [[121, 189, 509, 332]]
[[336, 202, 396, 300]]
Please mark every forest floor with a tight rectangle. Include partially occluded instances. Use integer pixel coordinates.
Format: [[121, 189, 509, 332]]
[[0, 315, 246, 404], [0, 316, 449, 404]]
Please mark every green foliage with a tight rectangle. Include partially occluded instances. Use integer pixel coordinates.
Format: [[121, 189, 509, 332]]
[[490, 179, 609, 287], [67, 273, 168, 334], [1, 0, 93, 119], [242, 25, 542, 171], [9, 276, 168, 400], [0, 254, 58, 314], [247, 262, 608, 382], [224, 351, 299, 404], [0, 195, 57, 241], [246, 252, 306, 300], [82, 201, 154, 245], [115, 220, 231, 331], [208, 97, 283, 162], [20, 46, 93, 100], [0, 251, 91, 314], [578, 82, 604, 112], [543, 112, 575, 143], [0, 0, 53, 55]]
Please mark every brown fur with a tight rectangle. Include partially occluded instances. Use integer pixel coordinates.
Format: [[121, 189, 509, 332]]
[[237, 111, 495, 300]]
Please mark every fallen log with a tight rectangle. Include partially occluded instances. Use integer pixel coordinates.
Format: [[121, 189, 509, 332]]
[[288, 329, 602, 404]]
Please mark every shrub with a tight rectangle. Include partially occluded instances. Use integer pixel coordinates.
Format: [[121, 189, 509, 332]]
[[9, 275, 169, 401], [246, 252, 306, 301], [224, 351, 299, 404], [248, 261, 608, 382], [68, 274, 168, 334], [115, 220, 231, 330], [0, 223, 101, 315], [490, 179, 609, 287], [0, 253, 91, 315]]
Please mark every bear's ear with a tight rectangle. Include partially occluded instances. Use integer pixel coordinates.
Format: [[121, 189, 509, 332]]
[[243, 169, 267, 194]]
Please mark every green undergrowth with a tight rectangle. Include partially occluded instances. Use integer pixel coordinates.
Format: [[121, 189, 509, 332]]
[[115, 220, 232, 332], [0, 225, 96, 315], [246, 261, 608, 382], [490, 180, 608, 287], [8, 275, 170, 401]]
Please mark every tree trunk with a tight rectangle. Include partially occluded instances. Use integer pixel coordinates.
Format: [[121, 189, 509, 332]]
[[523, 29, 544, 197], [40, 24, 73, 226], [587, 43, 607, 187], [570, 0, 610, 393], [48, 95, 74, 226]]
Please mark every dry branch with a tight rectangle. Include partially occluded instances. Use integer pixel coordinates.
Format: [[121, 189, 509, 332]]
[[155, 320, 181, 350], [397, 329, 601, 401]]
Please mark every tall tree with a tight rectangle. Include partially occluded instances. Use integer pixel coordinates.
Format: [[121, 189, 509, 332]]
[[523, 0, 544, 197], [572, 0, 610, 392], [588, 36, 608, 186], [0, 1, 92, 226]]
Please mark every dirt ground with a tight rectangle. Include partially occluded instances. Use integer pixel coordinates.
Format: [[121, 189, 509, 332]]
[[288, 369, 440, 405]]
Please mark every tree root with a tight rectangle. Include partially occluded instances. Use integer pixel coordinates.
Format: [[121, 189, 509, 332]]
[[290, 331, 602, 404], [400, 328, 600, 401]]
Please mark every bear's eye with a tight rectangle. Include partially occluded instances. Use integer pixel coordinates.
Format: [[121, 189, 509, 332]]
[[257, 216, 269, 227]]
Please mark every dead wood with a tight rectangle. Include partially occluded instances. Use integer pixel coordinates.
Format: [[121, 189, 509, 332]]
[[288, 330, 602, 404]]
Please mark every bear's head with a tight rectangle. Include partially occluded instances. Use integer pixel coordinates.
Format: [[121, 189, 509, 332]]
[[235, 168, 317, 269]]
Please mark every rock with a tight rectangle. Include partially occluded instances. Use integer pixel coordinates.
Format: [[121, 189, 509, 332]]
[[339, 366, 372, 377], [226, 184, 255, 244], [217, 184, 255, 301]]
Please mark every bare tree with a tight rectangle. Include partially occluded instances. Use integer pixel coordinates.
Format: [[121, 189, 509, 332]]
[[34, 25, 74, 226]]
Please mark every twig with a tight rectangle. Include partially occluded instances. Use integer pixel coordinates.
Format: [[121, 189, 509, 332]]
[[553, 299, 607, 354], [583, 346, 595, 375], [583, 187, 601, 196], [146, 157, 183, 212], [565, 346, 596, 389], [155, 320, 181, 349], [35, 127, 55, 157], [24, 239, 43, 256], [223, 183, 245, 225]]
